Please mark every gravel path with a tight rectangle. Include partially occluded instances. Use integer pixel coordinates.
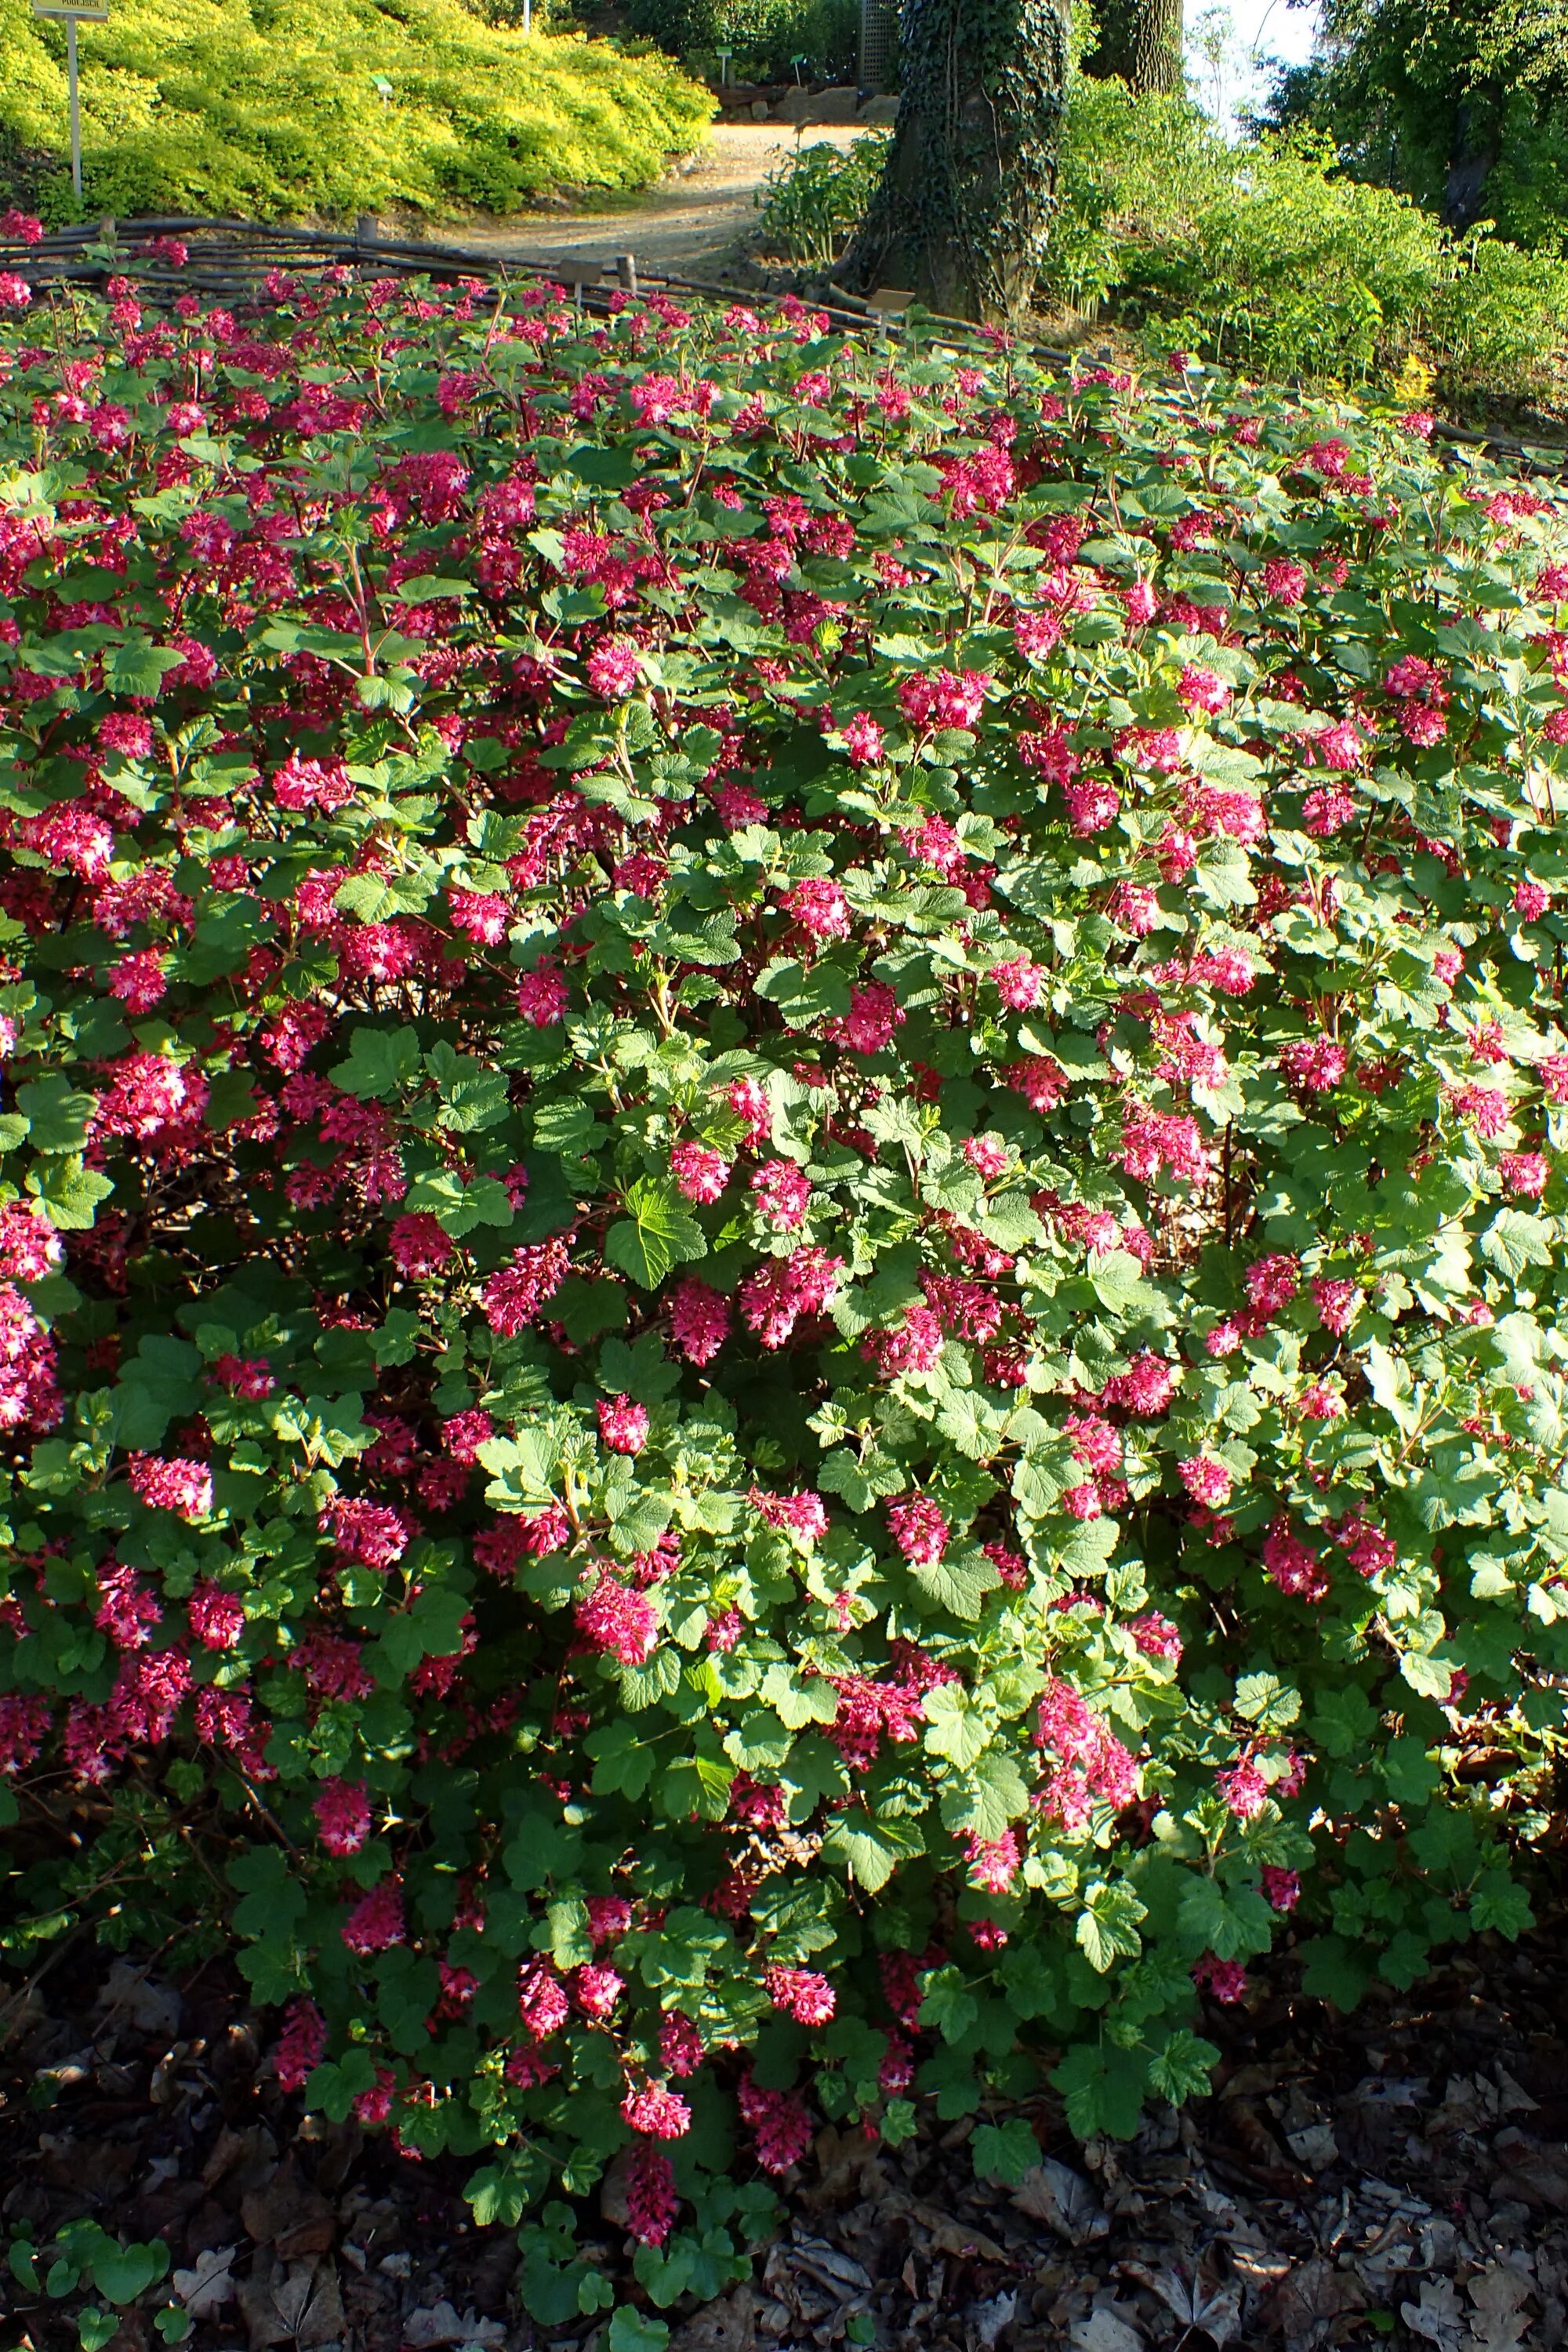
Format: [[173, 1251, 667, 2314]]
[[429, 121, 866, 278]]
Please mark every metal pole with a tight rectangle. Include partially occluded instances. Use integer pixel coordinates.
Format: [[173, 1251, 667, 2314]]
[[522, 0, 530, 30], [67, 15, 82, 201]]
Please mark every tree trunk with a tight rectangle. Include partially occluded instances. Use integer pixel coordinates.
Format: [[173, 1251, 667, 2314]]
[[832, 0, 1073, 322], [1083, 0, 1183, 93], [1442, 94, 1499, 229]]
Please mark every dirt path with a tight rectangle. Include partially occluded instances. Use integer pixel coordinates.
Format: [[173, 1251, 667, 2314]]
[[431, 120, 866, 279]]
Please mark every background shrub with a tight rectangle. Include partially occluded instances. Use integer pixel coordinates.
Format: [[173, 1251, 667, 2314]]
[[0, 0, 713, 223], [753, 82, 1568, 405], [751, 129, 888, 265], [2, 262, 1568, 2314], [620, 0, 857, 88]]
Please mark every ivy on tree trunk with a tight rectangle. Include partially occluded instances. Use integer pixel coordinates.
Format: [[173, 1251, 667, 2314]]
[[833, 0, 1072, 322], [1083, 0, 1184, 93]]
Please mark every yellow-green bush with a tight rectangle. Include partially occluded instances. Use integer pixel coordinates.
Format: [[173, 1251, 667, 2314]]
[[0, 0, 713, 223]]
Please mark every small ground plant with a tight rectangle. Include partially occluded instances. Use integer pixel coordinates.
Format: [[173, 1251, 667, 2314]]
[[1, 246, 1568, 2320], [753, 131, 891, 268]]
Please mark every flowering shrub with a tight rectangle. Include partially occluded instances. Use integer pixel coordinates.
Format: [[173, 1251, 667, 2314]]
[[2, 250, 1568, 2317]]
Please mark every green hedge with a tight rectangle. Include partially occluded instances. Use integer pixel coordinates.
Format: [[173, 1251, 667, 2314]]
[[0, 0, 713, 223]]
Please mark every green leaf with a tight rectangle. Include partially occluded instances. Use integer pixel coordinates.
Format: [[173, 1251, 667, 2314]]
[[16, 1076, 95, 1154], [1051, 2041, 1148, 2140], [1234, 1671, 1301, 1728], [755, 956, 853, 1029], [28, 1156, 114, 1229], [425, 1041, 511, 1130], [466, 2150, 550, 2227], [1468, 1866, 1533, 1940], [1377, 1929, 1430, 1990], [821, 1809, 924, 1892], [817, 1446, 904, 1512], [586, 1719, 657, 1799], [227, 1846, 307, 1943], [88, 2241, 169, 2305], [1146, 2027, 1219, 2106], [1480, 1209, 1555, 1281], [916, 1964, 978, 2043], [104, 636, 186, 698], [1075, 1880, 1147, 1973], [1175, 1874, 1275, 1961], [971, 2118, 1041, 2186], [921, 1684, 992, 1768], [567, 443, 642, 489], [907, 1550, 1000, 1621], [1298, 1933, 1372, 2010], [1309, 1684, 1378, 1759], [604, 1177, 706, 1289], [941, 1748, 1028, 1841], [519, 2251, 590, 2326], [608, 2311, 670, 2352], [329, 1025, 423, 1100], [394, 575, 474, 601]]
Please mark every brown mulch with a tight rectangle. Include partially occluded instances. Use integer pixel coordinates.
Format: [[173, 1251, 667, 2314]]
[[4, 1929, 1568, 2352]]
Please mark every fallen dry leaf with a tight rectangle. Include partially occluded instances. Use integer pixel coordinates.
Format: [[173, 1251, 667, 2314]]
[[1069, 2307, 1143, 2352], [670, 2285, 757, 2352], [1284, 2122, 1339, 2173], [877, 2192, 1008, 2263], [94, 1958, 183, 2038], [1259, 2255, 1363, 2351], [240, 2160, 336, 2261], [401, 2299, 508, 2348], [235, 2252, 345, 2351], [1402, 2279, 1465, 2352], [1011, 2157, 1109, 2246], [1121, 2261, 1242, 2348], [172, 2245, 238, 2319], [1466, 2267, 1531, 2352]]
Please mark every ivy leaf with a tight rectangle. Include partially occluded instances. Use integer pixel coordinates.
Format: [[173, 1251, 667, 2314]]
[[604, 1177, 706, 1288], [1075, 1879, 1147, 1973]]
